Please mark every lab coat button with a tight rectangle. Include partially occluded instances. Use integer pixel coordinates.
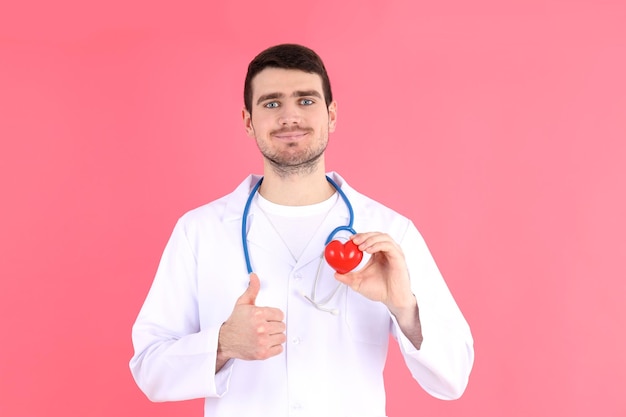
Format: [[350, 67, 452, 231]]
[[292, 337, 301, 345], [294, 272, 303, 280]]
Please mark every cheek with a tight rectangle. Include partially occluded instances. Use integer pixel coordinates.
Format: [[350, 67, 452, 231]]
[[248, 116, 268, 137]]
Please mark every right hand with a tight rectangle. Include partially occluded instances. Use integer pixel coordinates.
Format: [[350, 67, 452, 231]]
[[217, 273, 286, 366]]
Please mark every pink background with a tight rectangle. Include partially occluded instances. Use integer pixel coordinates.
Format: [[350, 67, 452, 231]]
[[1, 0, 625, 416]]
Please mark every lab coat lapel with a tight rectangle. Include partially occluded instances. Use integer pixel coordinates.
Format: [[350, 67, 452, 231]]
[[221, 174, 298, 270], [221, 174, 261, 224]]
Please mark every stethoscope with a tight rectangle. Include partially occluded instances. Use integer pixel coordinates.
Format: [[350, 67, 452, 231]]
[[241, 175, 356, 314]]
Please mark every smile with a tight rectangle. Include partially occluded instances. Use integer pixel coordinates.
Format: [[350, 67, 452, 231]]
[[273, 131, 309, 140]]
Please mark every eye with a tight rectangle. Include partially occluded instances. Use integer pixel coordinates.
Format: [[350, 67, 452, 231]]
[[300, 99, 314, 106], [264, 101, 280, 108]]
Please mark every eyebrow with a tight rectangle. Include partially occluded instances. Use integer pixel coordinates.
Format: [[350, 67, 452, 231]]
[[256, 90, 323, 105]]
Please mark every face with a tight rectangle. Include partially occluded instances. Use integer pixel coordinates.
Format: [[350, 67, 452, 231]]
[[243, 68, 337, 175]]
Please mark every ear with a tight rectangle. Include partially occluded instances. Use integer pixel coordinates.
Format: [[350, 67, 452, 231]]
[[242, 107, 255, 138], [328, 101, 338, 133]]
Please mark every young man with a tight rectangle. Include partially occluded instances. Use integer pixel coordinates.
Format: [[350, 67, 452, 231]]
[[130, 44, 474, 416]]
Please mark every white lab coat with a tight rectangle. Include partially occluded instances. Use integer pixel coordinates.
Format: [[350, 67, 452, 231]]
[[130, 172, 474, 417]]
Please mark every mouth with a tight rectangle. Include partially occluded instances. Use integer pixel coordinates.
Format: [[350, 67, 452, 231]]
[[272, 130, 311, 141]]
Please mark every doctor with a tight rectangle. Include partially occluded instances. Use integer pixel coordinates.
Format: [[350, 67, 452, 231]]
[[130, 44, 474, 417]]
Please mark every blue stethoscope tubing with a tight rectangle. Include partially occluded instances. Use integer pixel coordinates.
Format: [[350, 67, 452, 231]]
[[241, 175, 356, 274]]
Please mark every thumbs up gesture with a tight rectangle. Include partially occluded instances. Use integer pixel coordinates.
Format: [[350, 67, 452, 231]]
[[217, 274, 286, 366]]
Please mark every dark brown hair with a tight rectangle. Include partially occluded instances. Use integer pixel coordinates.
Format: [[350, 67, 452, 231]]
[[244, 44, 333, 113]]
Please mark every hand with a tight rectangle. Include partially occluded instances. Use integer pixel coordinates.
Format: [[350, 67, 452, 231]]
[[217, 273, 286, 368], [334, 232, 415, 313], [334, 232, 423, 349]]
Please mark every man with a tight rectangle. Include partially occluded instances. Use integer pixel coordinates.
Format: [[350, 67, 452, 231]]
[[130, 43, 474, 416]]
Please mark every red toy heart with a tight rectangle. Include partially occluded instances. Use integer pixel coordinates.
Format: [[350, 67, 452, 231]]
[[324, 239, 363, 274]]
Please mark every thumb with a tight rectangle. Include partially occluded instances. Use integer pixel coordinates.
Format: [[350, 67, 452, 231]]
[[236, 273, 260, 305]]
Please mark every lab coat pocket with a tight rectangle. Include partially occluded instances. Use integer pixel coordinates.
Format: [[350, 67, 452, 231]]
[[344, 290, 390, 345]]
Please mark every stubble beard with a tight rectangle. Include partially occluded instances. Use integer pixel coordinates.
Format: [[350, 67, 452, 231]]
[[257, 130, 329, 179]]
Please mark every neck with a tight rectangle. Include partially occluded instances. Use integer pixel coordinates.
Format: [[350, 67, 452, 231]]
[[259, 160, 335, 206]]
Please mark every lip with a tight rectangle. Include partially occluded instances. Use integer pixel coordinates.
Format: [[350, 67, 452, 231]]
[[272, 131, 309, 140]]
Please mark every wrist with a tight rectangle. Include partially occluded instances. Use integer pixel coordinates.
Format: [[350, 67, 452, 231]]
[[390, 302, 418, 326], [387, 294, 418, 318], [216, 324, 232, 372], [389, 297, 423, 349]]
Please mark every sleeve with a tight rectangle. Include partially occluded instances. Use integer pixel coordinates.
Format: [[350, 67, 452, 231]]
[[129, 218, 234, 402], [391, 221, 474, 400]]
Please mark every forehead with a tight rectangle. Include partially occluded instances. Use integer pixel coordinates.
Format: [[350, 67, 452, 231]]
[[251, 68, 325, 99]]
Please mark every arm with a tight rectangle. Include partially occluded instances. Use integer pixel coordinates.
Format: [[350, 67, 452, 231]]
[[393, 222, 474, 399], [335, 222, 474, 399], [129, 220, 228, 402], [129, 220, 286, 401]]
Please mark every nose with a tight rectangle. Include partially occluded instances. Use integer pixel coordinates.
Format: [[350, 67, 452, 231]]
[[277, 103, 302, 126]]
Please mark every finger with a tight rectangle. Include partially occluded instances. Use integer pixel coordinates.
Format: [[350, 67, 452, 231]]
[[257, 335, 286, 360], [259, 306, 285, 322], [250, 339, 285, 361], [266, 344, 284, 358], [265, 321, 286, 335], [350, 232, 382, 245], [270, 333, 287, 346], [351, 232, 396, 249], [354, 234, 402, 255], [362, 240, 401, 255], [236, 273, 261, 306]]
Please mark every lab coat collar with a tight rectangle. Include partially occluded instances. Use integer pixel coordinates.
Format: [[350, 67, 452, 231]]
[[222, 174, 262, 223]]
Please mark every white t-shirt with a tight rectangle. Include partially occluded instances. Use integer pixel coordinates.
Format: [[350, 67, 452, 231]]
[[255, 191, 339, 261]]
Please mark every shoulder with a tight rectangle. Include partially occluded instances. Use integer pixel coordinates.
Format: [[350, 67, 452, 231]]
[[175, 174, 260, 229], [331, 172, 414, 237]]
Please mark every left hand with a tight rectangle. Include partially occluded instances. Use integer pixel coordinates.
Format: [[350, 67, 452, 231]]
[[333, 232, 416, 313]]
